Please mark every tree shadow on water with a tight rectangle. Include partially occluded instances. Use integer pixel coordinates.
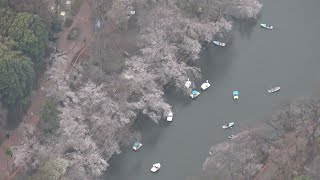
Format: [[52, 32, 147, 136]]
[[199, 42, 236, 83], [133, 115, 163, 149], [233, 19, 258, 39], [164, 87, 193, 108], [105, 151, 144, 180], [105, 115, 163, 180]]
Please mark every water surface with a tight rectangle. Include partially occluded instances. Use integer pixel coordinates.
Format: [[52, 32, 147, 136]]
[[107, 0, 320, 179]]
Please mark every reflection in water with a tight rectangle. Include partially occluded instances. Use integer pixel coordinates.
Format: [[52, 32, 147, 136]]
[[233, 20, 257, 39], [106, 152, 144, 180], [106, 116, 164, 180], [133, 117, 163, 148], [128, 159, 143, 174], [200, 42, 235, 82]]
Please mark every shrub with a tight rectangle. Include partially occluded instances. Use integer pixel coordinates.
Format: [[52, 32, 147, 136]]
[[39, 100, 60, 134], [48, 31, 59, 42], [64, 18, 73, 27], [51, 16, 62, 32], [5, 148, 13, 157], [67, 27, 79, 40]]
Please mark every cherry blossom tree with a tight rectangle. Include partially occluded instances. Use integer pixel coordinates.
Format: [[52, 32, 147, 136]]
[[203, 128, 269, 179]]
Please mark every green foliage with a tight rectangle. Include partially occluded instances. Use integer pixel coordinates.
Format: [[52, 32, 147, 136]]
[[20, 94, 31, 105], [0, 0, 8, 8], [64, 18, 73, 27], [294, 175, 312, 180], [0, 8, 15, 39], [70, 0, 84, 16], [8, 12, 48, 65], [32, 158, 68, 180], [48, 16, 62, 42], [50, 16, 62, 33], [67, 27, 79, 40], [5, 148, 13, 157], [39, 100, 60, 134], [0, 44, 35, 105]]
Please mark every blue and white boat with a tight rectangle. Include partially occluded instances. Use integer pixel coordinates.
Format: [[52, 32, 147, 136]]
[[233, 90, 239, 100], [132, 142, 142, 151], [190, 90, 200, 99]]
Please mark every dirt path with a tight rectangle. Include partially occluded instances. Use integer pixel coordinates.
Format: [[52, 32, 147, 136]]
[[0, 79, 46, 179], [0, 0, 95, 178], [56, 0, 94, 61]]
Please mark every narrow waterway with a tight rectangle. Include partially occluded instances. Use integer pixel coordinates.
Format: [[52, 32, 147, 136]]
[[106, 0, 320, 179]]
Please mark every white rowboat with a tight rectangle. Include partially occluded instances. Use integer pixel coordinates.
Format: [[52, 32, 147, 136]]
[[261, 23, 273, 30], [268, 87, 280, 93], [185, 78, 192, 88], [213, 41, 226, 47], [222, 122, 235, 129], [201, 80, 211, 90], [151, 163, 161, 173], [167, 112, 173, 122]]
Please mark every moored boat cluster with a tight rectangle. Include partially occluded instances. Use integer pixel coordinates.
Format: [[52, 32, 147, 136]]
[[132, 20, 280, 174]]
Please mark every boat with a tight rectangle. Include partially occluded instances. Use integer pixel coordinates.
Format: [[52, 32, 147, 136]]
[[233, 90, 239, 100], [213, 40, 226, 47], [260, 23, 273, 30], [190, 90, 200, 99], [201, 80, 211, 90], [132, 142, 142, 151], [222, 122, 235, 129], [185, 78, 192, 88], [268, 87, 280, 93], [151, 163, 161, 173], [228, 135, 235, 139], [167, 112, 173, 122]]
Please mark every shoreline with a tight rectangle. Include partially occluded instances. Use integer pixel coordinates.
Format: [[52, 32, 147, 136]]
[[12, 0, 263, 179], [199, 98, 320, 180]]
